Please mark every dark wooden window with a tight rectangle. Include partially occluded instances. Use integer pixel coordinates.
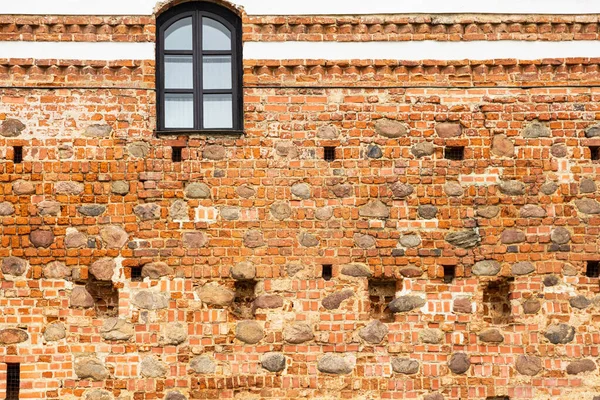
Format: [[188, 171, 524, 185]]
[[172, 146, 183, 162], [6, 363, 20, 400], [156, 2, 242, 133], [590, 146, 600, 161], [131, 267, 143, 281], [324, 147, 336, 161], [444, 146, 464, 160], [586, 260, 600, 278], [322, 265, 333, 281], [13, 146, 23, 163], [443, 265, 455, 283]]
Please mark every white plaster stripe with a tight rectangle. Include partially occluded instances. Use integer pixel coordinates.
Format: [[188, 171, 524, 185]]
[[5, 40, 600, 62], [2, 0, 600, 16]]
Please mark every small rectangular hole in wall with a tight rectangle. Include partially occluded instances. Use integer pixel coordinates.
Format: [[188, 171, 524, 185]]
[[172, 146, 183, 162], [586, 260, 600, 278], [590, 146, 600, 161], [6, 363, 20, 400], [482, 278, 514, 325], [322, 265, 333, 281], [13, 146, 23, 164], [444, 146, 464, 161], [131, 267, 143, 281], [86, 279, 119, 317], [368, 279, 397, 323], [324, 146, 336, 162], [232, 280, 256, 319], [443, 265, 456, 283]]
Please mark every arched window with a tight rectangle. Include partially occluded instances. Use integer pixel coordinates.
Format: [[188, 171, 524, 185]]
[[156, 2, 242, 132]]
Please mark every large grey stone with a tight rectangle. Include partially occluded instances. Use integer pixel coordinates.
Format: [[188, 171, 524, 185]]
[[235, 320, 264, 344], [38, 200, 61, 216], [0, 202, 15, 216], [182, 232, 207, 248], [291, 183, 311, 199], [12, 179, 35, 195], [523, 299, 541, 314], [445, 230, 481, 249], [100, 318, 134, 341], [162, 323, 188, 346], [131, 291, 169, 310], [139, 356, 166, 378], [453, 297, 473, 314], [570, 295, 591, 310], [478, 329, 504, 343], [111, 181, 129, 195], [127, 141, 149, 158], [448, 353, 470, 374], [317, 354, 354, 374], [30, 229, 54, 248], [2, 256, 27, 276], [476, 206, 500, 219], [322, 290, 354, 310], [374, 119, 408, 138], [261, 352, 286, 372], [253, 295, 283, 310], [220, 206, 240, 221], [169, 200, 189, 220], [491, 134, 514, 157], [65, 230, 88, 249], [580, 178, 597, 194], [444, 182, 464, 197], [550, 143, 567, 157], [44, 322, 66, 342], [512, 262, 535, 276], [585, 123, 600, 138], [544, 324, 575, 344], [134, 203, 161, 221], [435, 122, 462, 138], [270, 202, 292, 220], [543, 275, 560, 287], [423, 394, 445, 400], [89, 258, 115, 281], [164, 392, 186, 400], [197, 283, 235, 307], [78, 205, 106, 217], [418, 205, 438, 219], [575, 199, 600, 214], [203, 145, 226, 160], [317, 125, 339, 139], [100, 226, 128, 249], [390, 182, 414, 199], [298, 232, 319, 247], [522, 121, 550, 138], [284, 322, 314, 344], [55, 181, 84, 195], [142, 262, 173, 279], [74, 356, 108, 381], [419, 329, 444, 344], [340, 263, 372, 278], [411, 142, 434, 158], [473, 260, 501, 276], [0, 328, 28, 344], [185, 183, 211, 199], [550, 227, 571, 245], [498, 180, 525, 196], [400, 266, 423, 277], [84, 124, 112, 138], [331, 184, 353, 198], [315, 207, 334, 221], [190, 356, 216, 374], [500, 229, 526, 244], [359, 320, 388, 344], [359, 200, 390, 218], [515, 355, 542, 376], [236, 185, 255, 198], [84, 389, 113, 400], [231, 262, 256, 280], [566, 359, 596, 375], [70, 287, 94, 308], [389, 295, 426, 313], [354, 233, 376, 249], [391, 358, 419, 374], [400, 235, 421, 248], [520, 205, 546, 218], [541, 181, 559, 195], [0, 118, 25, 137], [243, 230, 265, 248]]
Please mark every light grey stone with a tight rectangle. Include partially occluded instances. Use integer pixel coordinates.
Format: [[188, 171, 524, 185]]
[[389, 295, 426, 313], [100, 318, 134, 341], [139, 356, 166, 378], [317, 354, 354, 374], [190, 356, 216, 374], [74, 356, 108, 381]]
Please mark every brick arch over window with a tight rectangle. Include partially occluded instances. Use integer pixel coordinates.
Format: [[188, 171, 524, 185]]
[[154, 0, 244, 18], [156, 0, 243, 133]]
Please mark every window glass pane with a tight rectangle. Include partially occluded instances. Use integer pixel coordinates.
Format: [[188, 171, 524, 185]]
[[203, 94, 233, 129], [165, 55, 193, 89], [203, 56, 232, 90], [203, 18, 231, 51], [165, 93, 194, 129], [165, 17, 192, 51]]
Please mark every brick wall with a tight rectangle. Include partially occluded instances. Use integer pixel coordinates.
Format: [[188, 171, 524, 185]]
[[0, 7, 600, 400]]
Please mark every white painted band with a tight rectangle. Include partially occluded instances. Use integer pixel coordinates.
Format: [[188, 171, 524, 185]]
[[2, 0, 600, 16], [4, 40, 600, 62]]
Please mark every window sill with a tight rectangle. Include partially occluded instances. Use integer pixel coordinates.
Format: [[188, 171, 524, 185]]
[[155, 129, 245, 136]]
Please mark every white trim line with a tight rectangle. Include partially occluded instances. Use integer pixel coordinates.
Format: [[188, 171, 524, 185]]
[[4, 40, 600, 62], [2, 0, 600, 16]]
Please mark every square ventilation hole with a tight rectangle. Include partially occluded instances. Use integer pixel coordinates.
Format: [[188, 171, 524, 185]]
[[590, 146, 600, 161], [172, 146, 183, 162], [482, 278, 514, 325], [443, 265, 456, 283], [586, 260, 600, 278], [368, 279, 397, 323], [322, 265, 333, 281], [131, 267, 143, 282], [232, 280, 256, 319], [324, 146, 336, 162], [13, 146, 23, 164], [444, 146, 464, 161], [6, 363, 20, 400]]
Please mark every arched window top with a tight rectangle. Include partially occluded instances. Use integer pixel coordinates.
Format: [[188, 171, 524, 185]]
[[156, 2, 243, 133]]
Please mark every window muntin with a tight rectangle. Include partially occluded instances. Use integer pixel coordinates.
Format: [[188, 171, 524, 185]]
[[157, 3, 242, 132]]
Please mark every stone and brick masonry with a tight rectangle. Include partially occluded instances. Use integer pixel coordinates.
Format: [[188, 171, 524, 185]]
[[1, 2, 600, 399]]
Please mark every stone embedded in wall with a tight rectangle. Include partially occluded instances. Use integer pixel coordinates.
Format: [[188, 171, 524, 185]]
[[512, 262, 535, 276], [522, 121, 550, 138], [575, 198, 600, 214], [391, 358, 419, 375], [472, 260, 501, 276], [399, 234, 421, 248], [185, 183, 211, 199], [448, 353, 471, 374], [317, 125, 339, 139], [367, 144, 383, 159], [445, 230, 481, 249], [142, 262, 173, 279], [317, 354, 355, 375], [84, 389, 113, 400], [390, 182, 414, 199], [190, 356, 216, 374], [523, 299, 541, 314], [550, 227, 571, 244], [580, 178, 597, 194], [570, 295, 591, 309], [435, 122, 462, 138], [444, 182, 464, 197], [400, 266, 423, 278], [127, 141, 149, 158], [359, 200, 390, 219], [235, 320, 264, 344], [543, 275, 560, 287], [374, 119, 407, 138], [220, 206, 240, 221], [544, 323, 575, 344], [261, 352, 286, 372], [418, 205, 438, 219], [515, 355, 542, 376], [500, 229, 526, 244], [0, 328, 29, 344], [315, 206, 334, 221], [74, 356, 109, 381], [170, 200, 190, 220], [359, 320, 388, 344], [100, 225, 128, 249], [89, 258, 116, 281], [100, 318, 134, 341], [275, 141, 299, 158], [134, 203, 161, 221], [164, 392, 186, 400], [332, 184, 353, 198], [291, 183, 311, 199], [498, 180, 525, 196], [585, 123, 600, 138], [540, 181, 558, 195], [520, 205, 546, 218], [550, 143, 567, 158], [12, 179, 36, 195], [0, 202, 15, 216], [111, 181, 130, 195], [38, 200, 61, 216], [476, 206, 500, 219], [236, 185, 255, 198], [55, 181, 84, 195], [419, 329, 444, 344], [203, 145, 226, 160], [491, 134, 514, 157], [182, 232, 208, 248], [322, 290, 354, 310], [0, 118, 25, 137], [424, 394, 445, 400], [58, 144, 74, 159], [389, 295, 426, 313], [453, 297, 473, 314], [243, 230, 265, 248], [283, 322, 314, 344], [478, 329, 504, 343], [411, 142, 434, 158], [340, 263, 372, 278], [2, 256, 27, 276], [132, 291, 169, 310], [197, 283, 235, 307], [231, 262, 256, 280], [84, 124, 112, 138], [70, 287, 95, 308], [566, 359, 596, 375], [77, 205, 106, 217], [298, 231, 319, 247], [43, 261, 71, 279], [270, 202, 292, 220], [254, 295, 284, 310], [139, 356, 167, 378], [161, 323, 188, 346], [65, 230, 88, 249], [30, 229, 55, 248], [43, 323, 66, 342], [354, 233, 376, 249]]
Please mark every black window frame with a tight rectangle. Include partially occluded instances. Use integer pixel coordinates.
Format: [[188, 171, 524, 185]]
[[156, 2, 243, 134]]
